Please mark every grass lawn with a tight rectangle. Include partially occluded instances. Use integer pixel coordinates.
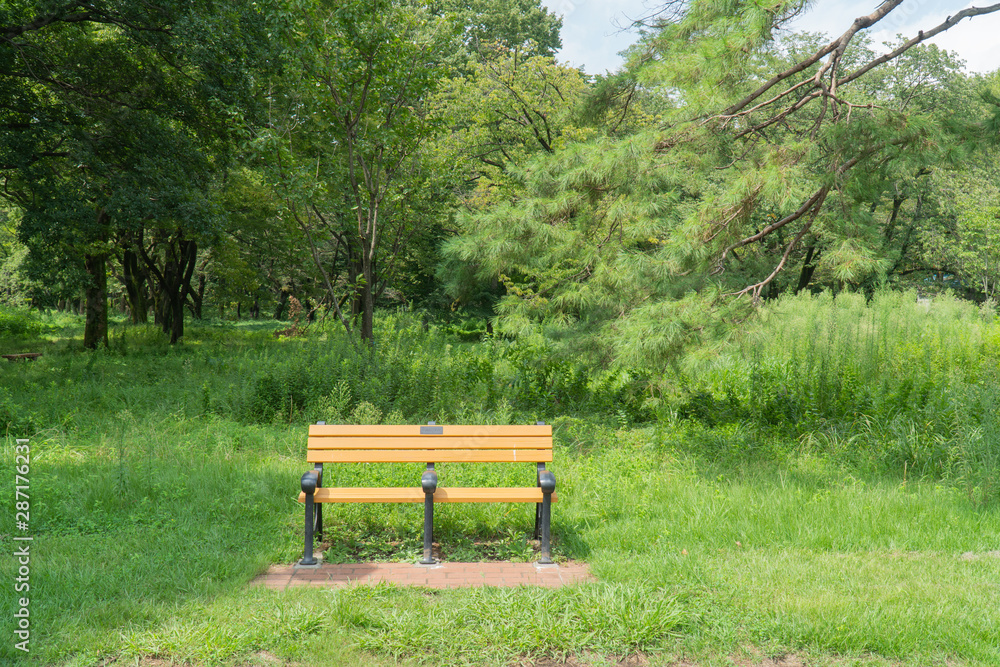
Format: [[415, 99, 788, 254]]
[[2, 315, 999, 666]]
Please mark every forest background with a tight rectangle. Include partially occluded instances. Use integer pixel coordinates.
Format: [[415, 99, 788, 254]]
[[4, 1, 1000, 665]]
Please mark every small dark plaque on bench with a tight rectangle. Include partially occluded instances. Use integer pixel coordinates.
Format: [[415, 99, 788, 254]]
[[420, 425, 444, 434]]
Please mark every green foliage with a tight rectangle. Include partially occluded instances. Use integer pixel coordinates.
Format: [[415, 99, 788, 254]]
[[920, 146, 1000, 298], [436, 46, 591, 178], [229, 312, 649, 426], [0, 304, 43, 337], [1, 1, 279, 345], [430, 0, 563, 62], [0, 385, 37, 436], [664, 289, 1000, 502], [444, 1, 1000, 371], [257, 0, 459, 341], [0, 206, 33, 306]]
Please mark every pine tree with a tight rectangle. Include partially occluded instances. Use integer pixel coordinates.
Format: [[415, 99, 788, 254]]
[[444, 0, 1000, 369]]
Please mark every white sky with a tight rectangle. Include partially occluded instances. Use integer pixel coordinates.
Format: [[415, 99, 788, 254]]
[[544, 0, 1000, 76]]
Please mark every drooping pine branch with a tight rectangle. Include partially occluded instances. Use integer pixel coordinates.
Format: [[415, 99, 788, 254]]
[[704, 1, 1000, 296]]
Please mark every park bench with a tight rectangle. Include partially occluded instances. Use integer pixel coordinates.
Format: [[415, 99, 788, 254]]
[[298, 422, 556, 566], [2, 353, 42, 361]]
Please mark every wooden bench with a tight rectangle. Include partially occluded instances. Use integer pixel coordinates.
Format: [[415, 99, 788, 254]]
[[298, 422, 556, 565], [2, 353, 42, 361]]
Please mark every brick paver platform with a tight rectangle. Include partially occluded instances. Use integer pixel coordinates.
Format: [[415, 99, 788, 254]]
[[253, 561, 594, 590]]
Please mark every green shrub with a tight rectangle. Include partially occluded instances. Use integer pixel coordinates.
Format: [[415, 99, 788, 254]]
[[0, 386, 37, 436], [227, 313, 651, 426], [666, 289, 1000, 498], [0, 305, 44, 337]]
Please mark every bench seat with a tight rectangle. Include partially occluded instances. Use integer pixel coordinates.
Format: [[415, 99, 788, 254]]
[[299, 487, 558, 503]]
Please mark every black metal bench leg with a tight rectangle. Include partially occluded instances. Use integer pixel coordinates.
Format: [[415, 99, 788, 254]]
[[300, 470, 319, 565], [538, 467, 555, 564], [312, 462, 324, 541], [301, 493, 318, 565], [539, 492, 553, 564], [421, 492, 435, 564], [534, 461, 544, 539], [420, 464, 437, 564]]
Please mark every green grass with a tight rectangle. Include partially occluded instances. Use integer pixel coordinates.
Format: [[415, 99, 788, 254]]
[[669, 289, 1000, 502], [2, 306, 1000, 665]]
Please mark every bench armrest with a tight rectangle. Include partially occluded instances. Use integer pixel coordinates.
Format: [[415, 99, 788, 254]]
[[539, 469, 556, 494], [421, 469, 438, 494], [301, 469, 320, 495]]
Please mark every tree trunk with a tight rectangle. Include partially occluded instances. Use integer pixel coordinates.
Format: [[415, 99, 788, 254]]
[[83, 253, 109, 349], [159, 247, 177, 335], [152, 283, 165, 328], [348, 245, 362, 319], [169, 238, 197, 344], [122, 248, 149, 324], [882, 194, 905, 247], [187, 271, 205, 319], [138, 232, 197, 344], [795, 245, 819, 294], [274, 287, 290, 320], [360, 264, 375, 343], [169, 288, 184, 344]]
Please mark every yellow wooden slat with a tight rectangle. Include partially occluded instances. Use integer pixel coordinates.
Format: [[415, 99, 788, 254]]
[[307, 436, 552, 450], [300, 488, 424, 503], [434, 488, 557, 503], [308, 424, 551, 437], [298, 487, 558, 503], [307, 449, 553, 463]]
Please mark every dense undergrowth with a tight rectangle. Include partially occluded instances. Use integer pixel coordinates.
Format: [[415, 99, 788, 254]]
[[3, 290, 1000, 666], [0, 304, 46, 340], [9, 289, 1000, 507], [669, 290, 1000, 504]]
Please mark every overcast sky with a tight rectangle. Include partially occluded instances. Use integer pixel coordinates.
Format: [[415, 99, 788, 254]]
[[543, 0, 1000, 76]]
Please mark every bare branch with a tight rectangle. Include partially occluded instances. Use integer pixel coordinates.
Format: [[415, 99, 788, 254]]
[[729, 214, 816, 302], [715, 186, 829, 273], [838, 3, 1000, 89]]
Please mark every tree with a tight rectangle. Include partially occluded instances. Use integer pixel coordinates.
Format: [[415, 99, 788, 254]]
[[673, 2, 1000, 298], [443, 0, 1000, 369], [206, 168, 310, 320], [916, 150, 1000, 299], [430, 0, 562, 63], [1, 1, 274, 345], [438, 45, 591, 181], [259, 0, 455, 343]]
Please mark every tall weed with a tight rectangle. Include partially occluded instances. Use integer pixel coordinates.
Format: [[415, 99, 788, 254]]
[[669, 290, 1000, 500], [0, 304, 44, 337], [228, 312, 648, 426]]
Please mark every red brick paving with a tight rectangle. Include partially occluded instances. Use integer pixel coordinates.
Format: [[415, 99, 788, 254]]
[[253, 561, 594, 590]]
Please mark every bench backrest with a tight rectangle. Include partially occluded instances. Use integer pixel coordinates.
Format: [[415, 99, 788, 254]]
[[307, 424, 553, 463]]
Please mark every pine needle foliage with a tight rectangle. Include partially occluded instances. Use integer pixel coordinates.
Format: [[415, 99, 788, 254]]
[[443, 0, 1000, 368]]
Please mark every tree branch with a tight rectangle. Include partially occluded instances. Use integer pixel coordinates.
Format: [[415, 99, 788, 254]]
[[838, 3, 1000, 89], [715, 186, 830, 272]]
